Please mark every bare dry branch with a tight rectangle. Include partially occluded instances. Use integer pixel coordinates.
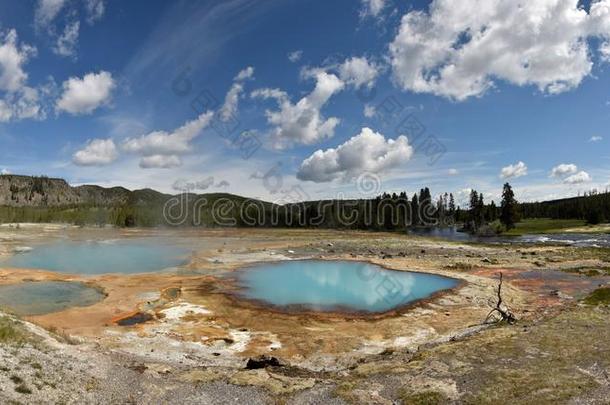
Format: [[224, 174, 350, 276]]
[[484, 272, 517, 324]]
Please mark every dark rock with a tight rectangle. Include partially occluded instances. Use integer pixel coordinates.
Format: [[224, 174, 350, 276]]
[[116, 312, 154, 326], [245, 355, 283, 369]]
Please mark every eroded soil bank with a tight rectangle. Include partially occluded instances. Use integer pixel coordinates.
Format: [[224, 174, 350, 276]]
[[1, 225, 609, 403]]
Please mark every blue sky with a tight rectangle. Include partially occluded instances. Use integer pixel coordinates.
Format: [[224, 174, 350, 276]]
[[1, 0, 610, 205]]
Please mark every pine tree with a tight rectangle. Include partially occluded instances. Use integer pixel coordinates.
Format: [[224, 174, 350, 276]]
[[500, 183, 518, 230], [477, 192, 485, 226], [489, 200, 497, 221], [411, 193, 420, 226], [469, 189, 479, 229], [448, 193, 456, 223]]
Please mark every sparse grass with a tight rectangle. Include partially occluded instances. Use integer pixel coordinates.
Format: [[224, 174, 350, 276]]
[[463, 367, 596, 404], [45, 325, 79, 345], [561, 266, 610, 277], [444, 262, 476, 271], [563, 247, 610, 263], [422, 306, 608, 404], [10, 375, 24, 384], [333, 381, 360, 403], [0, 316, 26, 345], [582, 287, 610, 305], [399, 390, 448, 405], [14, 383, 32, 394], [85, 378, 98, 392], [503, 218, 587, 236]]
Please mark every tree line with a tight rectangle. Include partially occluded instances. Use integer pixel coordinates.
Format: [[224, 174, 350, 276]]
[[1, 180, 603, 232], [520, 189, 610, 224]]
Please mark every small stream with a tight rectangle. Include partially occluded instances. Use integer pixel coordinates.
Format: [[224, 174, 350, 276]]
[[408, 227, 610, 248]]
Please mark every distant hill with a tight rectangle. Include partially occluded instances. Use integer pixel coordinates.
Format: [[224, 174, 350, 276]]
[[0, 174, 277, 227], [0, 175, 133, 207], [0, 174, 420, 229]]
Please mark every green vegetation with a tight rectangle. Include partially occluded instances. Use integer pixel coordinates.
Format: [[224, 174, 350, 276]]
[[521, 189, 610, 223], [582, 287, 610, 305], [399, 390, 448, 405], [10, 375, 24, 384], [0, 193, 276, 228], [1, 175, 609, 234], [561, 266, 610, 277], [502, 218, 587, 236], [332, 304, 610, 404], [0, 316, 26, 345], [10, 375, 32, 394], [14, 383, 32, 395], [500, 182, 519, 230]]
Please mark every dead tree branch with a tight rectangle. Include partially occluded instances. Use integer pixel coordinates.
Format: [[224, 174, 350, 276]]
[[484, 272, 517, 324]]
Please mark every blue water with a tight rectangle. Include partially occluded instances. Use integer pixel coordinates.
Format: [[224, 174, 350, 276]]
[[3, 239, 190, 275], [235, 260, 459, 313], [0, 281, 105, 316]]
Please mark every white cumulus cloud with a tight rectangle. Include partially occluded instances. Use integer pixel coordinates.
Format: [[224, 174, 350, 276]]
[[252, 71, 344, 148], [550, 163, 578, 178], [563, 171, 591, 184], [234, 66, 254, 81], [172, 176, 215, 191], [35, 0, 68, 29], [122, 111, 214, 169], [288, 50, 303, 63], [338, 56, 380, 89], [500, 161, 528, 179], [0, 29, 45, 122], [139, 155, 182, 169], [53, 21, 79, 57], [389, 0, 610, 100], [590, 135, 603, 142], [72, 138, 118, 166], [219, 66, 254, 121], [360, 0, 387, 18], [219, 82, 244, 122], [363, 104, 376, 118], [85, 0, 106, 24], [0, 30, 35, 93], [297, 127, 413, 182], [56, 71, 115, 115]]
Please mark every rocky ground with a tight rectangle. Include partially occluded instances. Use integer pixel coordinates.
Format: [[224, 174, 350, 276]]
[[2, 298, 609, 404], [0, 226, 609, 404]]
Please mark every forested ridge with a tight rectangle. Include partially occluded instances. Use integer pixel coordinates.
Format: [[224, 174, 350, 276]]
[[0, 174, 607, 229], [520, 190, 610, 224]]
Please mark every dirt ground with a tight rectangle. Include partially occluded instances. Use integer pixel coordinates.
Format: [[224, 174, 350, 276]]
[[1, 225, 609, 404]]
